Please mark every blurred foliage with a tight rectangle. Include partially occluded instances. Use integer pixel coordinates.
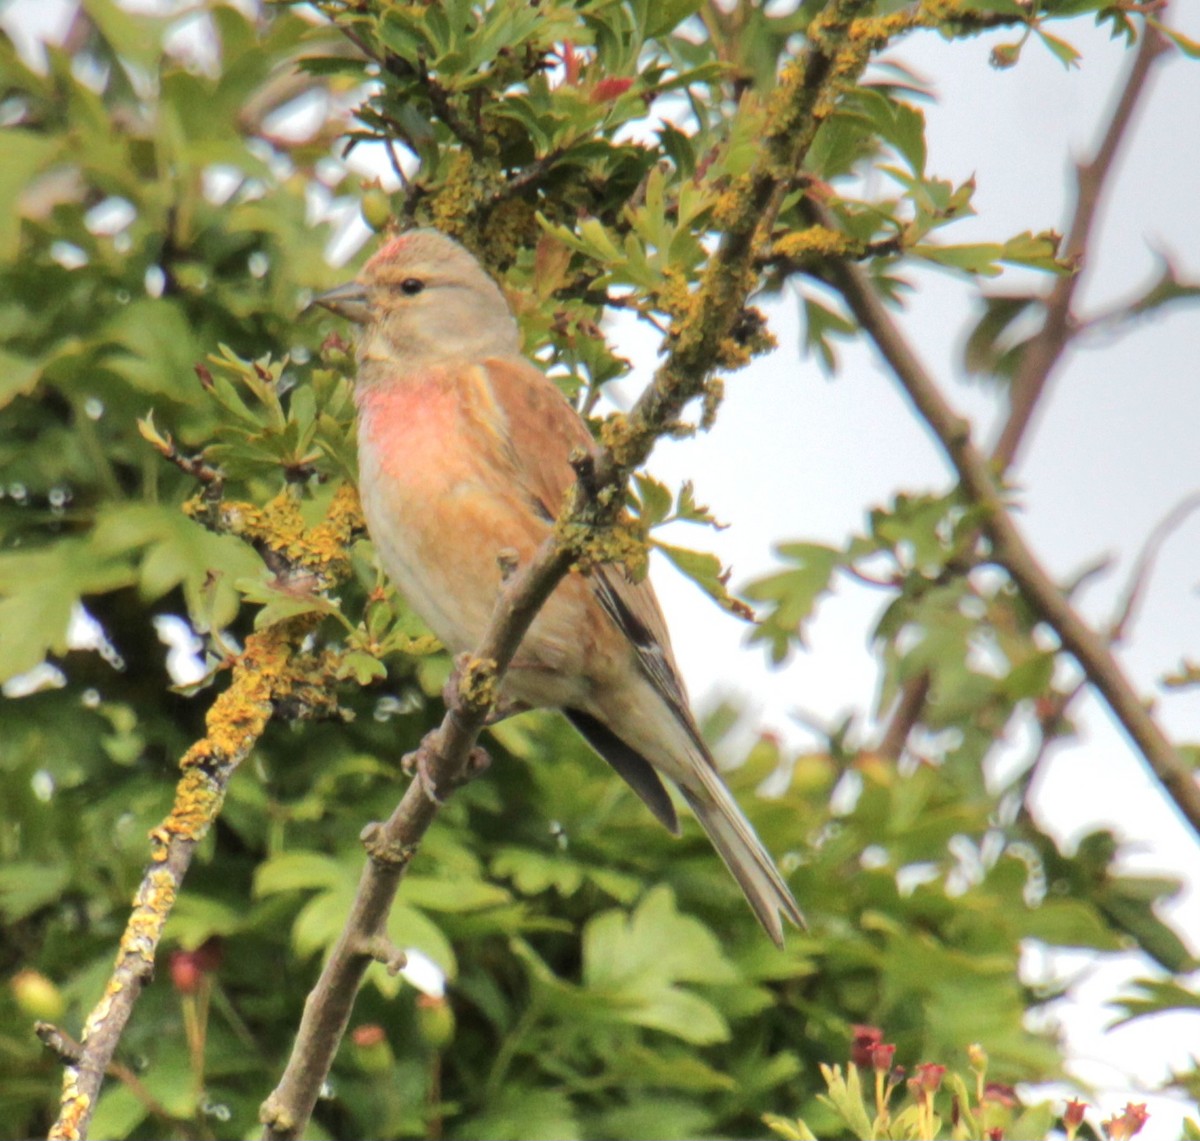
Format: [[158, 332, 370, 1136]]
[[0, 0, 1197, 1139]]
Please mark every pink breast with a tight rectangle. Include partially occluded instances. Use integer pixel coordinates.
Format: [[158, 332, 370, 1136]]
[[358, 377, 475, 489]]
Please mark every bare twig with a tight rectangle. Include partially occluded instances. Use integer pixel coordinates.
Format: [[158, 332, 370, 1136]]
[[1108, 491, 1200, 643], [812, 198, 1200, 841], [258, 3, 879, 1135], [259, 543, 577, 1140], [991, 20, 1170, 469], [491, 146, 567, 202], [1013, 493, 1200, 808]]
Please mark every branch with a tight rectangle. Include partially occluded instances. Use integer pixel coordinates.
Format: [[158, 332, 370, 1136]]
[[259, 2, 880, 1135], [1012, 494, 1200, 812], [991, 19, 1170, 469], [259, 539, 577, 1140], [811, 197, 1200, 842], [49, 622, 316, 1141], [1108, 490, 1200, 645], [47, 488, 361, 1141], [868, 15, 1171, 758]]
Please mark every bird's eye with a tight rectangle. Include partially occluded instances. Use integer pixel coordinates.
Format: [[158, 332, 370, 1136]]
[[399, 278, 425, 296]]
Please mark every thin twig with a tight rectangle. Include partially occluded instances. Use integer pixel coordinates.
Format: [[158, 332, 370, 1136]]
[[38, 1024, 198, 1138], [259, 543, 577, 1141], [878, 671, 931, 762], [492, 146, 567, 202], [1014, 494, 1200, 809], [1108, 491, 1200, 644], [991, 20, 1170, 469], [811, 196, 1200, 842]]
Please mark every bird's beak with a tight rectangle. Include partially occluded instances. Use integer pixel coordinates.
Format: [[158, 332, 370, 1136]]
[[311, 280, 371, 324]]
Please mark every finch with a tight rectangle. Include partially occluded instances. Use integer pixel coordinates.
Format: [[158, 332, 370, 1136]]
[[316, 228, 803, 944]]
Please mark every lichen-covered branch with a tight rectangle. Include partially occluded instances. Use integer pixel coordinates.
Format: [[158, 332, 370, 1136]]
[[47, 487, 362, 1141]]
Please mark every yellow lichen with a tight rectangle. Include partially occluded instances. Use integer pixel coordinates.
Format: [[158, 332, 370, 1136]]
[[556, 514, 650, 583], [773, 226, 861, 261], [457, 656, 500, 713], [848, 10, 921, 47], [47, 1088, 88, 1141]]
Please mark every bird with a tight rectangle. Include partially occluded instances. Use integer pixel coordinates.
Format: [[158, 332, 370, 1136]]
[[314, 227, 803, 944]]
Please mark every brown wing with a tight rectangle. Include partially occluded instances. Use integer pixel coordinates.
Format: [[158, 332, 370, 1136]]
[[480, 357, 712, 765], [476, 356, 594, 521]]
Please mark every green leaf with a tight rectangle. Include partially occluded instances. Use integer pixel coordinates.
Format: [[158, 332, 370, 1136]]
[[1036, 28, 1082, 68], [253, 851, 349, 896], [0, 130, 60, 259], [87, 1084, 148, 1141], [963, 295, 1038, 380], [581, 886, 736, 1044], [401, 875, 510, 912], [0, 541, 135, 683], [644, 0, 704, 38], [633, 473, 673, 526], [744, 543, 841, 663], [492, 847, 585, 896], [386, 902, 457, 979], [0, 348, 42, 410], [0, 861, 71, 922], [654, 541, 753, 621]]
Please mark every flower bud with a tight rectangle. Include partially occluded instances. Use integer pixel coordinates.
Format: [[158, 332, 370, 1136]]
[[870, 1043, 896, 1075], [912, 1063, 945, 1094], [1063, 1098, 1087, 1141], [417, 993, 455, 1050], [850, 1025, 883, 1069], [351, 1023, 394, 1074], [361, 189, 393, 233]]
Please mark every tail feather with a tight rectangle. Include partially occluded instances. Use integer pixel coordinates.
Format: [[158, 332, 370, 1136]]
[[680, 768, 805, 947]]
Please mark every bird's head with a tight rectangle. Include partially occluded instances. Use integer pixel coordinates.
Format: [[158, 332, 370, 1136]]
[[314, 229, 520, 369]]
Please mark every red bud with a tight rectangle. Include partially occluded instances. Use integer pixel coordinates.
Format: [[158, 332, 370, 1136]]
[[870, 1043, 896, 1074], [351, 1023, 386, 1048], [913, 1063, 945, 1093], [590, 77, 634, 103], [849, 1024, 884, 1068], [170, 951, 203, 995]]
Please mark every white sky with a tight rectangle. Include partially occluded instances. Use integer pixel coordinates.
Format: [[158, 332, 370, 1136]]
[[3, 1, 1198, 1135]]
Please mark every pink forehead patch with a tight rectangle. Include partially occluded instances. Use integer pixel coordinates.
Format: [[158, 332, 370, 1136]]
[[366, 233, 412, 268]]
